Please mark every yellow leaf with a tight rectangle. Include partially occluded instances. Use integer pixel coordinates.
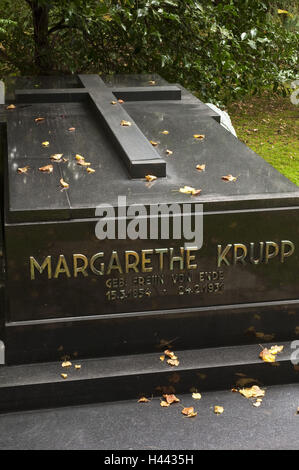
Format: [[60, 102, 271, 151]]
[[259, 348, 276, 363], [17, 166, 29, 174], [167, 358, 179, 367], [75, 154, 85, 161], [166, 149, 173, 155], [192, 392, 202, 400], [51, 153, 63, 161], [62, 361, 72, 368], [39, 164, 53, 173], [138, 397, 150, 403], [145, 174, 157, 182], [193, 134, 205, 140], [87, 167, 96, 173], [149, 140, 158, 146], [120, 120, 132, 127], [161, 130, 169, 135], [222, 174, 237, 182], [160, 400, 170, 407], [196, 164, 206, 172], [6, 104, 16, 110], [239, 385, 265, 399], [60, 178, 69, 189], [214, 406, 224, 415], [42, 141, 49, 147], [61, 373, 68, 379]]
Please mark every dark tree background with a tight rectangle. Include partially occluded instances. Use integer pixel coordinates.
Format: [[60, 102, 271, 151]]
[[0, 0, 298, 103]]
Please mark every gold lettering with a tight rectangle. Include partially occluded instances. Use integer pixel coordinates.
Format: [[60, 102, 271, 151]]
[[154, 248, 168, 271], [73, 254, 88, 277], [30, 256, 52, 280], [107, 251, 123, 275], [281, 240, 295, 263], [217, 244, 232, 267], [265, 241, 279, 264], [169, 247, 184, 270], [125, 251, 139, 273], [141, 249, 153, 273], [250, 242, 264, 265], [90, 253, 104, 275], [186, 248, 197, 270], [54, 255, 71, 279], [234, 243, 248, 265]]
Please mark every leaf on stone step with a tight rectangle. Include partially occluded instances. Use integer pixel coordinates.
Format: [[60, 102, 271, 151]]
[[163, 394, 180, 404], [160, 355, 165, 362], [138, 397, 150, 403], [166, 149, 173, 155], [145, 174, 157, 182], [196, 164, 206, 172], [62, 360, 72, 368], [148, 80, 156, 85], [182, 407, 197, 417], [75, 154, 85, 161], [68, 127, 76, 132], [268, 345, 284, 355], [111, 101, 117, 105], [160, 400, 170, 407], [6, 104, 16, 110], [60, 178, 69, 189], [42, 141, 50, 147], [39, 164, 53, 173], [17, 166, 29, 174], [167, 358, 180, 367], [51, 153, 63, 161], [239, 385, 265, 399], [164, 349, 177, 360], [77, 160, 91, 167], [222, 174, 237, 182], [192, 392, 202, 400], [259, 348, 276, 363], [34, 117, 45, 123], [149, 140, 158, 146], [120, 120, 132, 127], [214, 406, 224, 415], [193, 134, 205, 140], [87, 167, 95, 173], [74, 364, 81, 370], [161, 130, 169, 135], [61, 373, 68, 379], [179, 186, 202, 196], [118, 99, 124, 104]]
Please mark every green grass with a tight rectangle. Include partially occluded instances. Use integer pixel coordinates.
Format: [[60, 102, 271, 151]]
[[227, 94, 299, 186]]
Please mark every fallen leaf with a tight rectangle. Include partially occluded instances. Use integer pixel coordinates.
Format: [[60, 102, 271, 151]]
[[77, 160, 91, 167], [214, 406, 224, 415], [68, 127, 76, 132], [145, 174, 157, 182], [138, 397, 150, 403], [161, 130, 169, 135], [160, 401, 170, 407], [118, 99, 124, 104], [163, 394, 180, 404], [75, 154, 85, 161], [259, 348, 276, 363], [164, 349, 177, 359], [74, 365, 81, 370], [34, 117, 45, 123], [17, 166, 29, 174], [182, 407, 197, 417], [39, 164, 53, 173], [167, 358, 180, 367], [192, 392, 202, 400], [222, 174, 237, 182], [193, 134, 205, 140], [269, 345, 284, 355], [42, 141, 50, 147], [51, 153, 63, 161], [196, 164, 206, 172], [111, 101, 117, 105], [120, 120, 132, 127], [6, 104, 16, 110], [148, 80, 156, 85], [61, 373, 68, 379], [160, 355, 165, 362], [87, 167, 95, 173], [149, 140, 158, 147], [166, 149, 173, 155], [179, 186, 202, 196], [62, 360, 72, 368], [60, 178, 69, 189], [239, 385, 265, 399]]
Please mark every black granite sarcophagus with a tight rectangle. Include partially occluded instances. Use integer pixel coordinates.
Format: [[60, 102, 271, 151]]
[[0, 74, 298, 411]]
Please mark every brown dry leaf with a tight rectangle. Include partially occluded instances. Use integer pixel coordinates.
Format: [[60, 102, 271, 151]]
[[179, 186, 202, 196], [149, 140, 158, 147], [160, 401, 170, 408], [145, 174, 157, 182], [6, 104, 16, 110], [231, 388, 238, 393], [74, 365, 81, 370], [87, 167, 95, 173], [161, 130, 169, 135], [120, 120, 132, 127], [61, 373, 68, 379], [77, 160, 91, 167], [42, 141, 50, 147], [182, 407, 197, 418], [259, 348, 276, 363], [222, 174, 237, 182], [17, 166, 29, 174], [269, 345, 284, 355], [62, 360, 72, 368], [138, 397, 150, 403], [214, 406, 224, 415], [164, 349, 177, 359], [193, 134, 205, 140], [35, 117, 45, 123], [118, 99, 124, 104], [60, 178, 69, 189], [196, 164, 206, 172], [39, 164, 53, 173], [167, 358, 180, 367], [165, 149, 173, 155], [68, 127, 76, 132], [51, 153, 63, 161], [163, 394, 180, 404], [192, 392, 202, 400], [239, 385, 265, 399]]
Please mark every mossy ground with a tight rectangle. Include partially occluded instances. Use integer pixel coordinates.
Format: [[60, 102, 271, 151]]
[[227, 94, 299, 186]]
